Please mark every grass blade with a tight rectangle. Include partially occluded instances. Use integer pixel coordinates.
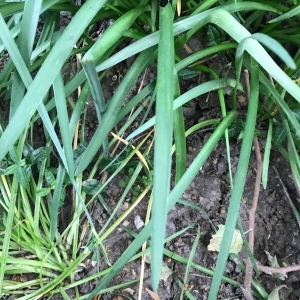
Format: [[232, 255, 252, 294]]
[[95, 2, 278, 71], [81, 6, 149, 117], [208, 58, 259, 300], [0, 12, 68, 170], [268, 5, 300, 23], [69, 81, 90, 138], [179, 226, 201, 300], [151, 0, 158, 32], [0, 178, 18, 289], [151, 2, 174, 291], [127, 78, 240, 141], [173, 75, 186, 183], [0, 0, 108, 162], [262, 119, 272, 189], [53, 72, 74, 178], [251, 32, 296, 69], [75, 47, 157, 175], [86, 111, 237, 298], [50, 164, 65, 241], [10, 0, 42, 118], [259, 72, 300, 136]]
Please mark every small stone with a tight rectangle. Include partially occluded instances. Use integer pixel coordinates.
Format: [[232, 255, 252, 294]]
[[217, 161, 227, 174], [176, 248, 182, 254], [235, 264, 242, 273], [225, 261, 235, 273], [121, 202, 129, 210], [183, 100, 196, 119], [123, 220, 129, 226], [118, 220, 129, 232], [134, 215, 144, 229]]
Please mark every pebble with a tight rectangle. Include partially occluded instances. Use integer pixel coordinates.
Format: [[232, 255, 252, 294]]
[[225, 261, 235, 274], [134, 215, 144, 229], [183, 100, 196, 119]]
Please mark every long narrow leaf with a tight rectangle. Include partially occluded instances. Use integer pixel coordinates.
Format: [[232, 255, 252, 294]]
[[69, 81, 90, 138], [50, 164, 65, 240], [9, 0, 41, 119], [0, 13, 68, 170], [180, 226, 201, 300], [173, 75, 186, 183], [262, 120, 272, 189], [251, 33, 296, 69], [151, 2, 174, 292], [269, 5, 300, 23], [53, 73, 74, 178], [0, 178, 18, 289], [0, 0, 108, 162], [127, 79, 240, 141], [86, 111, 238, 299], [96, 2, 278, 71], [96, 7, 300, 109], [75, 47, 157, 175], [208, 58, 259, 300], [82, 6, 149, 117]]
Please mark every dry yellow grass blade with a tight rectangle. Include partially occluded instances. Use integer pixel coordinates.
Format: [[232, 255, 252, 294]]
[[110, 131, 151, 171], [177, 0, 181, 16]]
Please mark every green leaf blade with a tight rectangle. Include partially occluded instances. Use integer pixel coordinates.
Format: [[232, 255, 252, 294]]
[[0, 0, 108, 163], [151, 2, 175, 292]]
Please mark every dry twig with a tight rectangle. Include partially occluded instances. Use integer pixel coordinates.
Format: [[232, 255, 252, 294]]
[[257, 263, 300, 275], [242, 137, 262, 300]]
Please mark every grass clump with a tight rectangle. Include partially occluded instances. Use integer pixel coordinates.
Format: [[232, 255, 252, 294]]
[[0, 0, 300, 299]]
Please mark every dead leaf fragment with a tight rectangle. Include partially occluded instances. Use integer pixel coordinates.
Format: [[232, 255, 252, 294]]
[[122, 287, 135, 296], [267, 285, 288, 300], [12, 274, 27, 283], [144, 253, 173, 282], [145, 288, 160, 300], [237, 94, 247, 104], [265, 251, 287, 280], [207, 225, 243, 255]]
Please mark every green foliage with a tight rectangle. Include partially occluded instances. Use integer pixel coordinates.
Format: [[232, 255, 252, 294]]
[[207, 24, 225, 46], [0, 0, 299, 299], [227, 118, 261, 139], [178, 67, 201, 80], [23, 144, 53, 165], [82, 179, 103, 195], [36, 169, 66, 207], [0, 145, 52, 190], [119, 168, 153, 200]]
